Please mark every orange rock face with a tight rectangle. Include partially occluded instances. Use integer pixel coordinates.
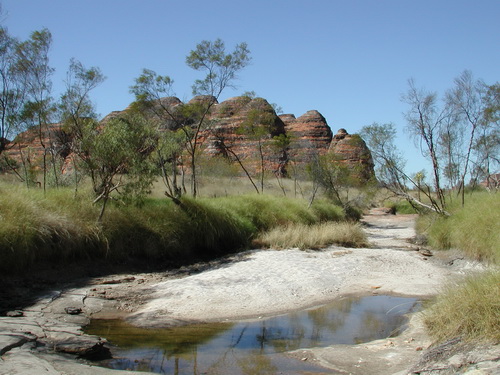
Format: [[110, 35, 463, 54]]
[[280, 110, 333, 164], [3, 123, 71, 170], [202, 97, 287, 174], [2, 96, 374, 182], [329, 128, 375, 182]]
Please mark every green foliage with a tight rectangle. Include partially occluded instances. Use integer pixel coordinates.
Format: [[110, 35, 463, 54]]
[[186, 39, 251, 97], [384, 200, 418, 214], [424, 271, 500, 343], [307, 153, 354, 205], [131, 39, 251, 198], [0, 26, 25, 150], [60, 58, 105, 130], [14, 28, 56, 128], [345, 134, 365, 148], [271, 133, 292, 151], [74, 113, 157, 220], [0, 154, 19, 172]]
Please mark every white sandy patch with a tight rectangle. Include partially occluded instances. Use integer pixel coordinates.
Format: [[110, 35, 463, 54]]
[[130, 213, 454, 327]]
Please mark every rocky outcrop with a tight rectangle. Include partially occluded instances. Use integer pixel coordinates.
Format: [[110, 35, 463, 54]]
[[329, 128, 375, 181], [204, 96, 287, 174], [2, 123, 71, 170], [2, 96, 375, 182], [280, 110, 333, 163]]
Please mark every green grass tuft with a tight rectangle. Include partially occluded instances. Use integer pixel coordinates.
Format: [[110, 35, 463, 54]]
[[424, 271, 500, 343], [384, 199, 418, 214]]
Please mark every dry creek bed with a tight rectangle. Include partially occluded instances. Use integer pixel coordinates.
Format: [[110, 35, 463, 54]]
[[0, 208, 499, 375]]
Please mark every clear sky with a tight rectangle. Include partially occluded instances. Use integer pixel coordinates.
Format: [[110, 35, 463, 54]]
[[2, 0, 499, 175]]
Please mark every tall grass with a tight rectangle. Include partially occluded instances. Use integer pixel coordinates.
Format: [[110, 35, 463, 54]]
[[0, 183, 352, 274], [424, 271, 500, 343], [256, 222, 368, 249], [417, 192, 500, 345], [417, 192, 500, 263], [0, 186, 104, 270]]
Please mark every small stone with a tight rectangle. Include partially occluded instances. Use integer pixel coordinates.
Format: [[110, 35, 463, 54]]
[[419, 248, 433, 257], [65, 307, 82, 315], [77, 341, 112, 360], [6, 310, 24, 317]]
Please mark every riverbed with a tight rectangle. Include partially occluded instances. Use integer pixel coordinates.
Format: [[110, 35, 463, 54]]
[[0, 209, 493, 374]]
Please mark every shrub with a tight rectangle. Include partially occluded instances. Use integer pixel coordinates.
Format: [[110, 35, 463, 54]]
[[384, 200, 418, 214]]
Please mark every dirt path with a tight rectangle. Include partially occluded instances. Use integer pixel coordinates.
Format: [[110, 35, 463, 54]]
[[0, 210, 493, 374]]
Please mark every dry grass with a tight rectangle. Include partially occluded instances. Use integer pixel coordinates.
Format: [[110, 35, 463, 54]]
[[255, 222, 368, 249], [424, 271, 500, 343]]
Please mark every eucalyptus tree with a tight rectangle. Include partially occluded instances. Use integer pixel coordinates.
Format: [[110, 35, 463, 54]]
[[0, 26, 24, 155], [476, 83, 500, 189], [14, 28, 55, 192], [360, 122, 450, 216], [402, 78, 448, 210], [131, 39, 251, 199], [237, 97, 278, 193], [78, 113, 157, 223], [59, 58, 106, 193], [445, 70, 488, 204]]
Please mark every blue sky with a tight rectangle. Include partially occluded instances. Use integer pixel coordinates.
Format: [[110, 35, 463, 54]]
[[2, 0, 499, 175]]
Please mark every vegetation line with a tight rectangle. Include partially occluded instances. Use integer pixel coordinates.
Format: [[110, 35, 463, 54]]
[[0, 185, 362, 274]]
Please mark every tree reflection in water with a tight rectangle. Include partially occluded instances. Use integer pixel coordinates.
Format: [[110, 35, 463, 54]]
[[85, 295, 420, 374]]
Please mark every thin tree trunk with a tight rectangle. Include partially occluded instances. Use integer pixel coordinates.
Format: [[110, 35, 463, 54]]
[[258, 141, 264, 194], [226, 146, 259, 194], [19, 144, 30, 189]]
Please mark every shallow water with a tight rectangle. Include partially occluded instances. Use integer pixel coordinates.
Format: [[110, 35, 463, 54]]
[[85, 294, 420, 374]]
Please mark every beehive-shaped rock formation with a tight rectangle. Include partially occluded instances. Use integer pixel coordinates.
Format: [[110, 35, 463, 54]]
[[2, 96, 375, 182]]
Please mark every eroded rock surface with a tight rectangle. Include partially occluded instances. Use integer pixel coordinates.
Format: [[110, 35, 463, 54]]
[[3, 96, 375, 181]]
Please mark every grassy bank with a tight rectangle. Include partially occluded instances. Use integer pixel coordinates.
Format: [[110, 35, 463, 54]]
[[0, 183, 363, 274], [417, 192, 500, 344], [417, 192, 500, 263]]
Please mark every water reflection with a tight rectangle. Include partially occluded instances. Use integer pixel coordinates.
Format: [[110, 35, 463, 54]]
[[85, 295, 420, 374]]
